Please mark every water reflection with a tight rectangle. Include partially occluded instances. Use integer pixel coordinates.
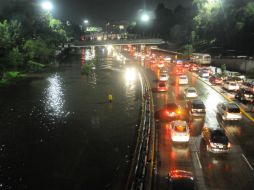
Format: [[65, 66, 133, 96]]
[[44, 74, 65, 117]]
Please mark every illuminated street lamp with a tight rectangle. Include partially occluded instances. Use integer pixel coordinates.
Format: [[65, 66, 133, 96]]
[[84, 19, 89, 25], [41, 1, 53, 12], [141, 13, 150, 22]]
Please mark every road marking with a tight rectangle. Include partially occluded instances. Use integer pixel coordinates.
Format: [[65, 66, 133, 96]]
[[196, 152, 202, 169], [241, 153, 254, 171]]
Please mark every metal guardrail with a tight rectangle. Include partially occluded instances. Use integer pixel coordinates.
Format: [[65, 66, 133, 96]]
[[125, 64, 155, 190]]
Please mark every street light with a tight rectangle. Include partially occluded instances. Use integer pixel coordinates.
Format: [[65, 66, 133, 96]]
[[41, 1, 53, 12], [141, 13, 150, 22], [84, 19, 89, 25]]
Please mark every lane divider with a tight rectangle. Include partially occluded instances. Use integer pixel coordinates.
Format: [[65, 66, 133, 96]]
[[242, 153, 254, 171], [191, 73, 254, 123]]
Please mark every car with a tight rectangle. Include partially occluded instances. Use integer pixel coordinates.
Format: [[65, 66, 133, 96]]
[[217, 102, 242, 121], [226, 76, 244, 84], [198, 68, 210, 78], [209, 75, 223, 85], [222, 81, 239, 91], [184, 87, 198, 98], [157, 81, 168, 92], [241, 81, 254, 92], [170, 120, 190, 143], [175, 67, 184, 75], [176, 60, 184, 67], [226, 71, 246, 81], [183, 62, 190, 68], [159, 73, 169, 81], [168, 170, 196, 190], [189, 64, 198, 72], [160, 67, 168, 73], [235, 89, 254, 102], [186, 99, 206, 119], [178, 75, 188, 85], [163, 103, 182, 121], [201, 127, 231, 153]]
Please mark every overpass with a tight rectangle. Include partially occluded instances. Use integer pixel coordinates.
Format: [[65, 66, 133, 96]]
[[70, 38, 165, 47]]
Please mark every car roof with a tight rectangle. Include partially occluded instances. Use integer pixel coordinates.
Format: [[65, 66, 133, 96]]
[[191, 99, 203, 104], [187, 87, 196, 91], [226, 103, 239, 109], [171, 120, 187, 126], [169, 170, 194, 179]]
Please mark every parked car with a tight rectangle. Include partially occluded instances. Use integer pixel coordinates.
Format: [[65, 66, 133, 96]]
[[184, 87, 198, 98], [178, 75, 188, 85], [209, 75, 223, 85], [235, 89, 254, 103], [222, 81, 240, 91], [168, 170, 196, 190], [157, 81, 168, 92], [201, 127, 231, 153], [170, 120, 190, 143], [217, 102, 242, 121], [186, 99, 206, 119]]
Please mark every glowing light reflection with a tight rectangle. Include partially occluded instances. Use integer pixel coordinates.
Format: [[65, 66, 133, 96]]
[[45, 74, 65, 117]]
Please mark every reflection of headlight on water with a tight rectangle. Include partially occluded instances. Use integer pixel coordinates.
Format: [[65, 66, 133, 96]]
[[125, 68, 136, 81]]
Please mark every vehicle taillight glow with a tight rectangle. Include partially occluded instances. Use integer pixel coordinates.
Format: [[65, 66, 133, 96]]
[[227, 142, 231, 149]]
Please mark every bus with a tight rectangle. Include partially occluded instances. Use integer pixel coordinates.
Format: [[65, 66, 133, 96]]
[[190, 53, 211, 65]]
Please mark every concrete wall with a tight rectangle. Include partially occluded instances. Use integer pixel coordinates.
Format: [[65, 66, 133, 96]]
[[212, 58, 254, 74]]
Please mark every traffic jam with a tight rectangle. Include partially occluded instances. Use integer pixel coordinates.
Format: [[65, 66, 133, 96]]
[[125, 46, 254, 190]]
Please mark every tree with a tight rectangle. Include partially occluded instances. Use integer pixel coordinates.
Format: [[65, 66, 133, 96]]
[[24, 38, 54, 64], [8, 47, 23, 68]]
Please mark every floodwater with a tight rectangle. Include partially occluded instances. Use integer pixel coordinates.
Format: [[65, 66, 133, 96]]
[[0, 48, 142, 190]]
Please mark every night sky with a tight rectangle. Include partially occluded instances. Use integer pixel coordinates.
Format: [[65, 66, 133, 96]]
[[0, 0, 192, 25]]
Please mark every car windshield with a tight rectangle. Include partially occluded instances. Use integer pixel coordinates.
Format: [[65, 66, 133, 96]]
[[159, 83, 166, 87], [175, 125, 187, 132], [228, 107, 240, 113], [211, 130, 228, 144], [188, 89, 196, 93], [193, 102, 205, 109]]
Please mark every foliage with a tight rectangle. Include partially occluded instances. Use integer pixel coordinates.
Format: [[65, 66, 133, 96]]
[[24, 38, 54, 63], [8, 47, 23, 68], [81, 63, 93, 76], [27, 60, 45, 71], [0, 20, 22, 49]]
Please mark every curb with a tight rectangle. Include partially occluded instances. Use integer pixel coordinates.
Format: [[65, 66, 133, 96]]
[[191, 73, 254, 123]]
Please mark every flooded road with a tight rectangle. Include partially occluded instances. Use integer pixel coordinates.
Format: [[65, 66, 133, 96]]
[[0, 48, 142, 190]]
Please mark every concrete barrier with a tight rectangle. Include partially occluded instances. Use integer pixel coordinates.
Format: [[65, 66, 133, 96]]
[[212, 58, 254, 74]]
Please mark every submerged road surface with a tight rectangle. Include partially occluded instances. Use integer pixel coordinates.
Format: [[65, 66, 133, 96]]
[[0, 49, 142, 190]]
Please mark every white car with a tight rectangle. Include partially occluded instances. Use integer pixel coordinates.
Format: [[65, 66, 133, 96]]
[[159, 73, 169, 81], [178, 75, 188, 85], [184, 87, 198, 98], [217, 102, 242, 121], [170, 120, 190, 143], [223, 81, 239, 91]]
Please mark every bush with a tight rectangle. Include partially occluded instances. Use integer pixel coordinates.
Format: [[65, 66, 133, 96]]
[[27, 60, 45, 71]]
